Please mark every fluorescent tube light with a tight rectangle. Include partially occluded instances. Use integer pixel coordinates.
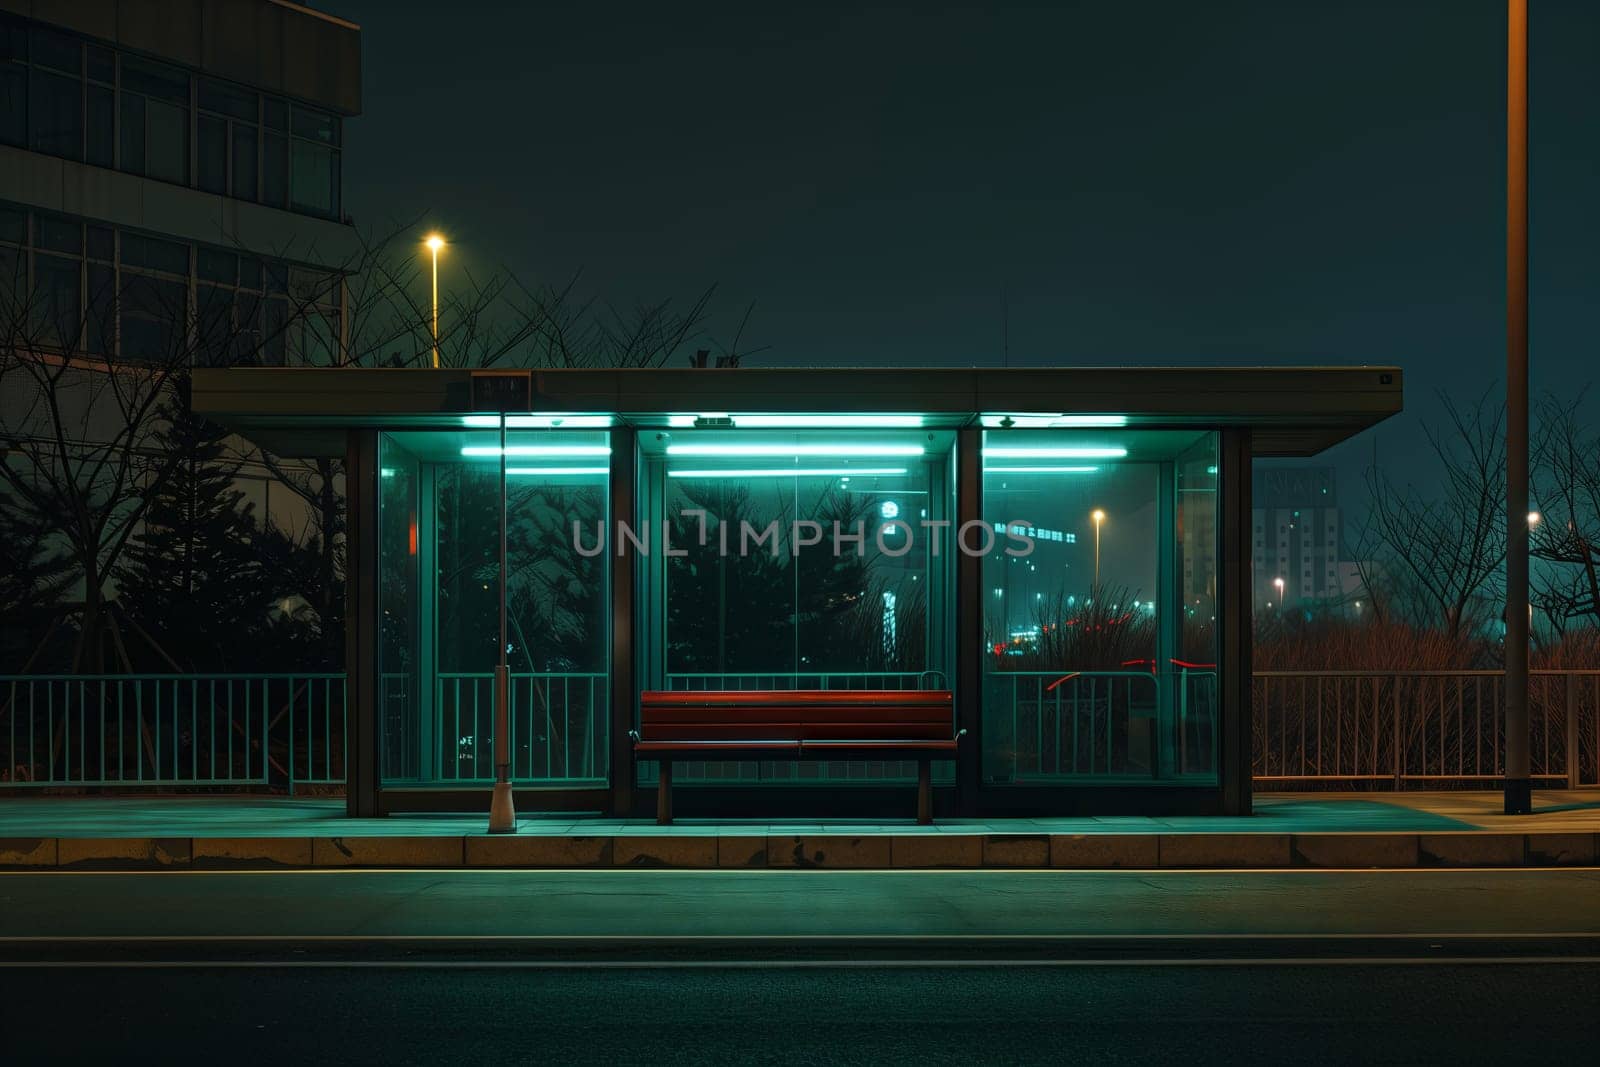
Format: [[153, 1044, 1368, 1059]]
[[460, 445, 611, 457], [983, 466, 1099, 473], [665, 443, 923, 458], [982, 446, 1127, 459], [461, 414, 613, 429], [667, 467, 909, 479]]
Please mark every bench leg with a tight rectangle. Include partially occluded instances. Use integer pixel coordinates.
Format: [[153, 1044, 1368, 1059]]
[[917, 758, 932, 825], [657, 761, 673, 824]]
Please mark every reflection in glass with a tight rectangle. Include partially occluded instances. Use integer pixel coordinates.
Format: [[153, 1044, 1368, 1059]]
[[981, 430, 1219, 785]]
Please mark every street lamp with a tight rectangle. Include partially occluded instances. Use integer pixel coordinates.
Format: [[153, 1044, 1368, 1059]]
[[1527, 511, 1541, 527], [1273, 576, 1285, 607], [425, 233, 445, 368], [1091, 509, 1106, 587]]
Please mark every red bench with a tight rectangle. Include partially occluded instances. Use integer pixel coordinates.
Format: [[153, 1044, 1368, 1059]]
[[632, 690, 963, 824]]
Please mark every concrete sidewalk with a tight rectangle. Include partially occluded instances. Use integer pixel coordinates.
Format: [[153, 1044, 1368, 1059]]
[[1, 791, 1598, 869]]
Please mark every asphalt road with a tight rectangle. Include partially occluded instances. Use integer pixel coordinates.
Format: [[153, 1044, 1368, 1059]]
[[2, 869, 1597, 1064]]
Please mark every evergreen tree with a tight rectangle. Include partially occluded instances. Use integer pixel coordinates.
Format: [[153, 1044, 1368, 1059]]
[[0, 491, 73, 670], [115, 381, 265, 670]]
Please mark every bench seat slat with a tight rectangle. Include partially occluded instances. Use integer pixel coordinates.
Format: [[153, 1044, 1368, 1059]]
[[642, 689, 951, 708], [641, 704, 948, 725], [640, 722, 951, 741]]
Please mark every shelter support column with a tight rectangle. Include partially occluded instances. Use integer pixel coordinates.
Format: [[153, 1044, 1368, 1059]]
[[955, 428, 982, 816], [345, 429, 381, 817], [1218, 429, 1253, 815], [608, 426, 637, 817]]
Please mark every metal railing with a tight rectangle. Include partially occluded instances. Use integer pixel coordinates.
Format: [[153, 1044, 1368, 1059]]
[[984, 669, 1218, 783], [1252, 669, 1600, 788], [0, 673, 345, 789], [7, 667, 1596, 793], [428, 671, 608, 784]]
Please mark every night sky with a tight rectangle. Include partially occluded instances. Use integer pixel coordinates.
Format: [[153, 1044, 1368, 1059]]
[[336, 1, 1597, 494]]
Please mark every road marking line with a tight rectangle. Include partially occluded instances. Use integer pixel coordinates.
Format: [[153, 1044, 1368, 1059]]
[[3, 932, 1598, 943], [2, 866, 1598, 876], [2, 957, 1599, 970]]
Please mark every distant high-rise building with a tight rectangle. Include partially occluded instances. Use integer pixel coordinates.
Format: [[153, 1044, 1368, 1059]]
[[1252, 467, 1342, 608]]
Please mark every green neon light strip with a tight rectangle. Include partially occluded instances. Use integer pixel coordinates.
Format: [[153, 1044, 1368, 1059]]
[[665, 443, 923, 458], [979, 414, 1128, 427], [667, 414, 925, 429], [982, 446, 1128, 459], [461, 414, 613, 429], [668, 467, 909, 479], [505, 467, 609, 476], [983, 466, 1099, 473], [460, 445, 611, 457]]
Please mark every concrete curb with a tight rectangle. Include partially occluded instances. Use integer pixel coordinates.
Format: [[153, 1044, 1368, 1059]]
[[2, 831, 1597, 870]]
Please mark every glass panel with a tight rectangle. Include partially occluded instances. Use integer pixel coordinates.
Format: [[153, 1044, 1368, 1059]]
[[381, 427, 612, 786], [85, 263, 114, 354], [197, 113, 226, 193], [33, 252, 80, 350], [86, 45, 114, 85], [980, 429, 1219, 785], [119, 93, 145, 173], [120, 56, 188, 102], [86, 225, 113, 261], [0, 62, 23, 147], [238, 257, 263, 290], [86, 84, 114, 167], [28, 27, 79, 74], [119, 273, 187, 362], [0, 204, 24, 245], [262, 132, 287, 206], [651, 426, 955, 785], [231, 122, 258, 200], [289, 139, 334, 217], [145, 97, 188, 184], [28, 69, 81, 159], [262, 97, 287, 130], [197, 246, 236, 283], [199, 79, 256, 121], [261, 296, 287, 364], [121, 233, 188, 275], [231, 291, 262, 364], [291, 106, 337, 144], [36, 215, 81, 254], [378, 434, 421, 783], [196, 282, 232, 366]]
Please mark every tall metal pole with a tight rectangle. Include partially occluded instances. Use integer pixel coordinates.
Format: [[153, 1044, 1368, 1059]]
[[1503, 0, 1531, 815], [430, 245, 440, 369], [489, 412, 517, 831]]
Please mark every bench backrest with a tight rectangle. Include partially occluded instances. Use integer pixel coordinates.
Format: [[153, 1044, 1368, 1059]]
[[638, 690, 954, 742]]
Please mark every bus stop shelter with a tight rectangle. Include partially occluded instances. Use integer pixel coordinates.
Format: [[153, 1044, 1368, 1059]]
[[192, 365, 1402, 820]]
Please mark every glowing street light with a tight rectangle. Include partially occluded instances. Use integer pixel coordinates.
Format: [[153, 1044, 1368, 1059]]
[[425, 233, 445, 368], [1091, 509, 1106, 587], [1273, 576, 1285, 607], [1527, 511, 1541, 527]]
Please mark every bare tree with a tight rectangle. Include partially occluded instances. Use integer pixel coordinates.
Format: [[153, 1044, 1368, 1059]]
[[1365, 391, 1506, 639], [1532, 391, 1600, 628]]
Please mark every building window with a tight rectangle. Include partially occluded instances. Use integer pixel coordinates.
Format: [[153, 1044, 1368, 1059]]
[[289, 106, 340, 219], [2, 15, 343, 223], [27, 27, 81, 160], [119, 231, 189, 362], [120, 55, 190, 185], [197, 79, 260, 200]]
